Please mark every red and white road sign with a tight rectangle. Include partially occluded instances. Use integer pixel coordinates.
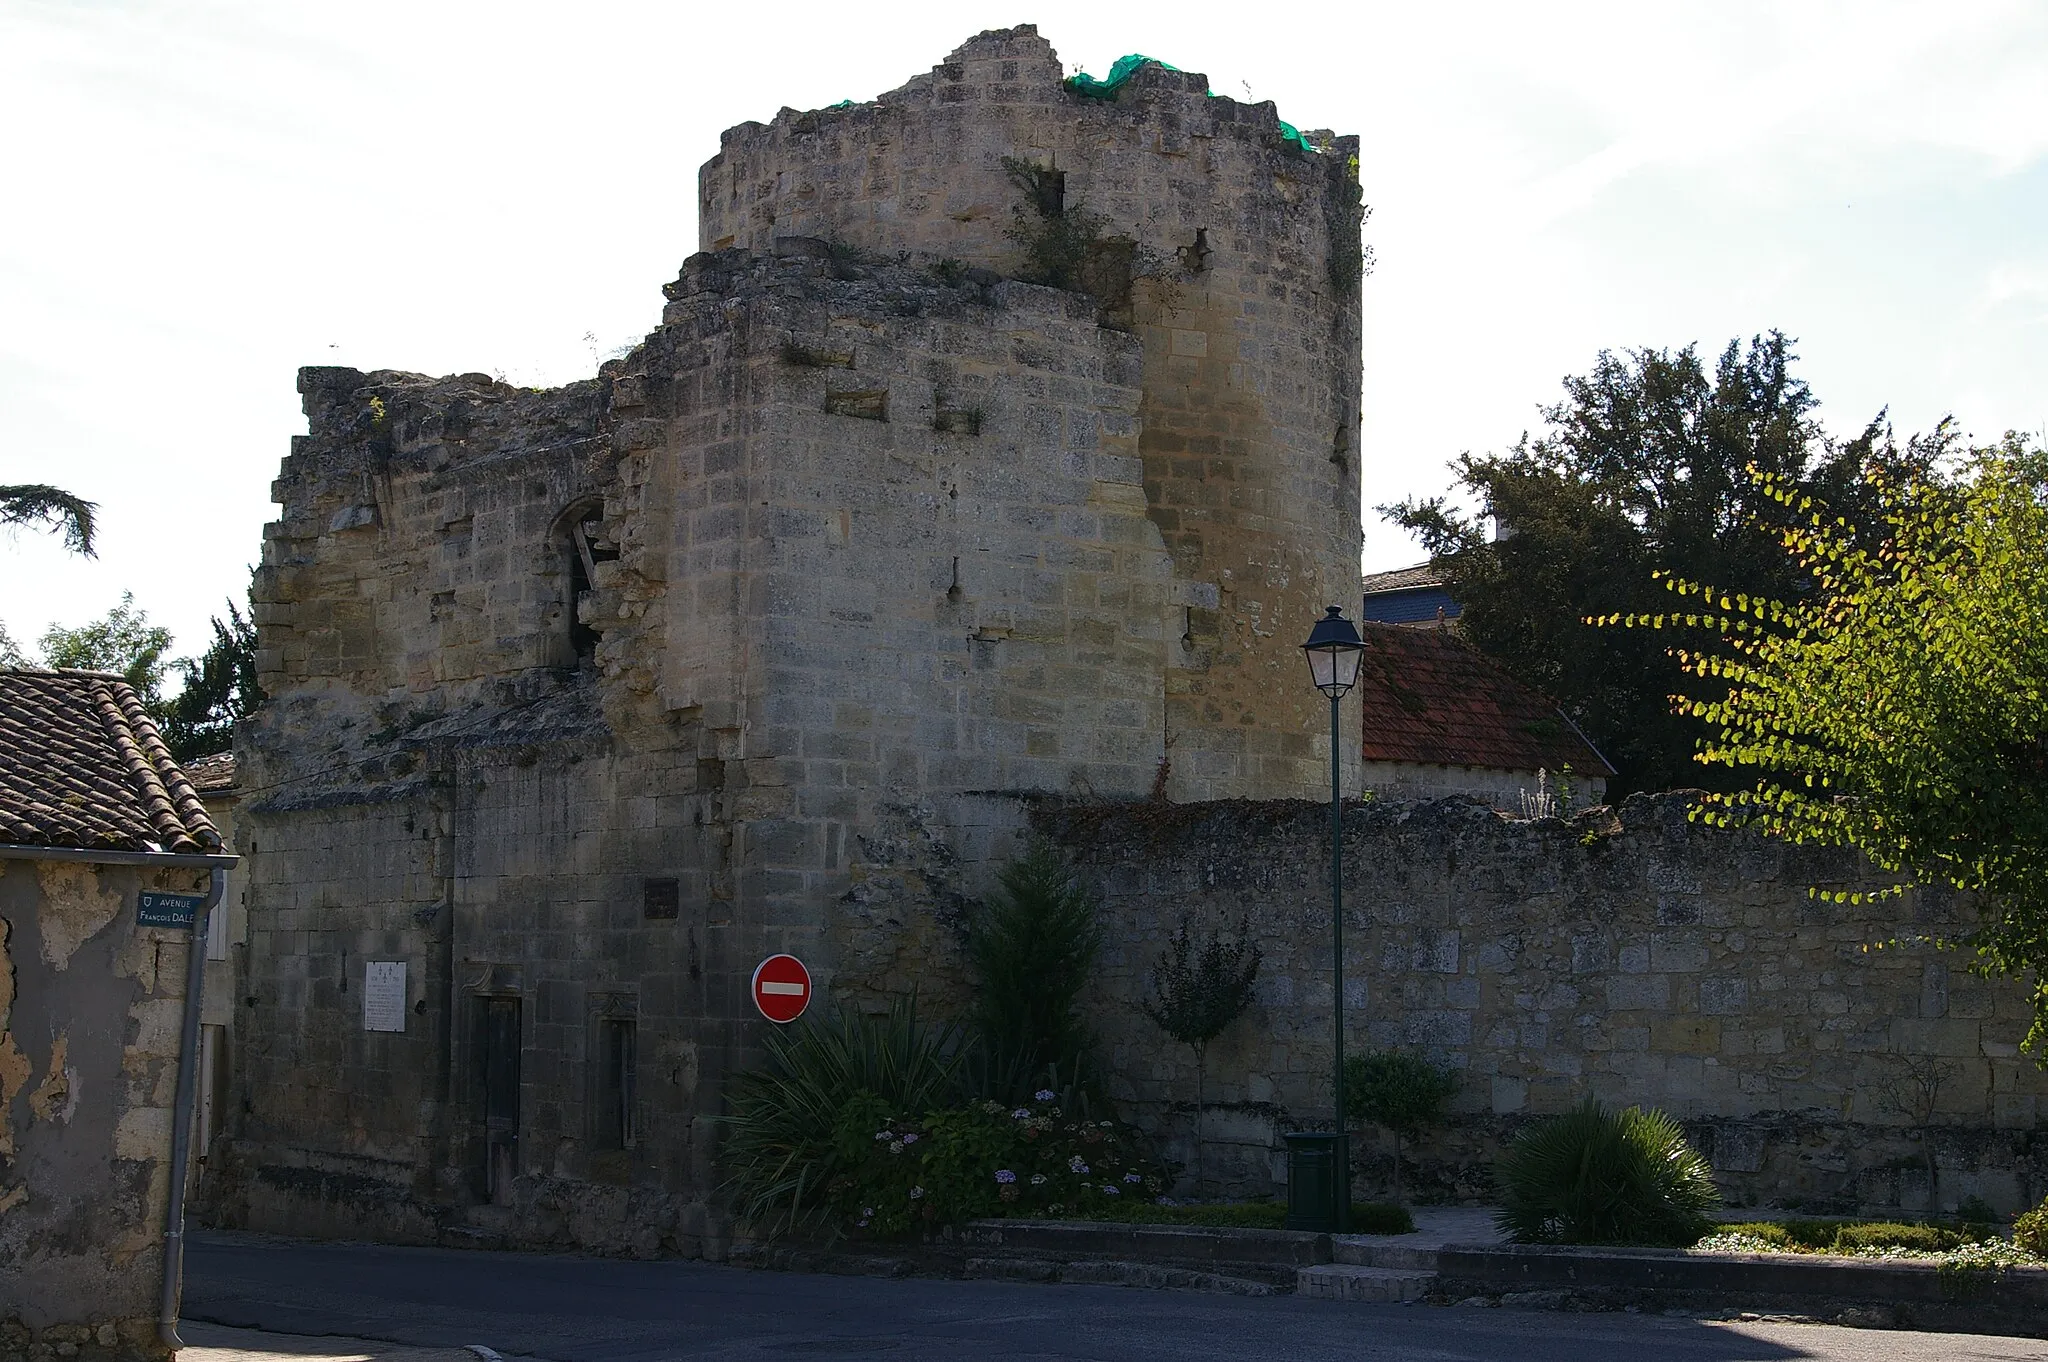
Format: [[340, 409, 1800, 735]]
[[750, 953, 812, 1024]]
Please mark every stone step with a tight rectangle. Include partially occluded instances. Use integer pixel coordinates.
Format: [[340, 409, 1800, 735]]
[[1331, 1238, 1441, 1271], [963, 1256, 1279, 1296], [1297, 1264, 1436, 1303], [960, 1220, 1331, 1268]]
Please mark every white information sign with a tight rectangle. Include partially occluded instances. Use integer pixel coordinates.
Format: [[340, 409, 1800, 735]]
[[364, 960, 408, 1033]]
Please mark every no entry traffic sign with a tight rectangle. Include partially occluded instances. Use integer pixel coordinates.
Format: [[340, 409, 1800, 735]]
[[750, 953, 812, 1024]]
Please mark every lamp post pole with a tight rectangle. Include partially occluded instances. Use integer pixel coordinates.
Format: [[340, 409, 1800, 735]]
[[1328, 683, 1349, 1233], [1300, 605, 1365, 1234]]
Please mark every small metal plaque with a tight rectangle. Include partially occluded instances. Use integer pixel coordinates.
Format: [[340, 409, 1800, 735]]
[[643, 878, 680, 921], [138, 891, 204, 929]]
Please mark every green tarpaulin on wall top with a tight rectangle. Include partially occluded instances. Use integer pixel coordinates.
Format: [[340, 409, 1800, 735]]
[[1062, 54, 1320, 155]]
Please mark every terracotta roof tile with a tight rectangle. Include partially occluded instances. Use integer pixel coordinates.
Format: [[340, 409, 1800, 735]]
[[0, 668, 225, 855], [1355, 624, 1614, 776]]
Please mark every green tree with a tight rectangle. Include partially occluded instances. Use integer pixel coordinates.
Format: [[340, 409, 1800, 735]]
[[0, 622, 24, 667], [964, 846, 1105, 1102], [159, 600, 261, 761], [1141, 917, 1261, 1195], [0, 483, 98, 556], [1613, 437, 2048, 1042], [1382, 333, 1945, 795], [39, 592, 174, 709], [1343, 1050, 1459, 1203]]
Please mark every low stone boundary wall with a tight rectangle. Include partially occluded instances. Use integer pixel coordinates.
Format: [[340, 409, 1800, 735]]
[[1437, 1242, 2048, 1335], [1032, 792, 2048, 1215]]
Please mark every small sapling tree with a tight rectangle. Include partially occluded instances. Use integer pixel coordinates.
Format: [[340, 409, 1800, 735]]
[[1141, 916, 1261, 1196], [1344, 1050, 1460, 1203]]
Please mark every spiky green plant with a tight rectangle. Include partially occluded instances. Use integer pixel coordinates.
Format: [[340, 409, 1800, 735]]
[[721, 997, 962, 1238], [1495, 1098, 1722, 1246]]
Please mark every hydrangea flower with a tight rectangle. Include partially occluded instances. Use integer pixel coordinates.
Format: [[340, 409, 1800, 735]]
[[1035, 1090, 1056, 1102], [995, 1169, 1017, 1184], [1029, 1174, 1047, 1185], [901, 1133, 919, 1145], [1103, 1185, 1121, 1196], [1124, 1172, 1143, 1183], [910, 1186, 925, 1200], [888, 1140, 906, 1155], [1069, 1156, 1090, 1174], [874, 1131, 892, 1141], [1012, 1108, 1032, 1119]]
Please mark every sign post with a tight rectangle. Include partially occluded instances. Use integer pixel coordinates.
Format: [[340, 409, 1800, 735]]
[[750, 954, 812, 1024]]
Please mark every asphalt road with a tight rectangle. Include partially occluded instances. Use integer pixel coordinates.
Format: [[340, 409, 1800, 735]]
[[185, 1231, 2048, 1362]]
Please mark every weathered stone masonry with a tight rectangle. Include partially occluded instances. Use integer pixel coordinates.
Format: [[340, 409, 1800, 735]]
[[212, 27, 1366, 1251], [1041, 793, 2048, 1217]]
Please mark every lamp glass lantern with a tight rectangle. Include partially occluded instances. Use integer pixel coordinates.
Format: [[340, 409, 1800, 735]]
[[1302, 606, 1366, 697]]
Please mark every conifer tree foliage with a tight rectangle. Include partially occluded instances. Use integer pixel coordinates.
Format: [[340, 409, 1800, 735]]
[[159, 600, 262, 761], [1141, 917, 1261, 1195], [1605, 437, 2048, 1043], [0, 483, 97, 556], [964, 845, 1105, 1101], [1382, 333, 1946, 795]]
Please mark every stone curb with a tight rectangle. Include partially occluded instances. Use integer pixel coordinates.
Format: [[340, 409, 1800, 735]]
[[738, 1219, 2048, 1334], [1436, 1243, 2048, 1336], [956, 1220, 1333, 1268]]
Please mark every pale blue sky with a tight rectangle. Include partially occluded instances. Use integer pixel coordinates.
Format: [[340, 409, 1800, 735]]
[[3, 0, 2043, 658]]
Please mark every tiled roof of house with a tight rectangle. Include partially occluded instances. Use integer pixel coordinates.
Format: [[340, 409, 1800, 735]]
[[1355, 624, 1614, 776], [183, 751, 239, 795], [0, 668, 225, 855], [1360, 561, 1445, 595]]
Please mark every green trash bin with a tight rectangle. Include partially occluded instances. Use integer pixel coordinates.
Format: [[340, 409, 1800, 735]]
[[1283, 1131, 1350, 1232]]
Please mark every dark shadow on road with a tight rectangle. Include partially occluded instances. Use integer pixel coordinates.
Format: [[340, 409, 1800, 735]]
[[185, 1231, 2048, 1362]]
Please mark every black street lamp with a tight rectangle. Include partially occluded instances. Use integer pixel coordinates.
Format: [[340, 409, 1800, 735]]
[[1296, 605, 1366, 1232]]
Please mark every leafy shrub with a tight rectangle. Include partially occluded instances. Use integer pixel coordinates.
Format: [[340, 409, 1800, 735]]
[[722, 998, 963, 1236], [2015, 1196, 2048, 1257], [1777, 1218, 1843, 1250], [1957, 1194, 1999, 1226], [1832, 1221, 1960, 1253], [964, 846, 1105, 1103], [1495, 1098, 1722, 1246], [1713, 1221, 1791, 1248], [825, 1094, 1164, 1235], [1344, 1050, 1460, 1202], [1705, 1218, 1995, 1256]]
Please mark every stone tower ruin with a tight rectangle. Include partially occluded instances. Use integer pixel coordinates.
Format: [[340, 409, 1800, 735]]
[[217, 26, 1365, 1249]]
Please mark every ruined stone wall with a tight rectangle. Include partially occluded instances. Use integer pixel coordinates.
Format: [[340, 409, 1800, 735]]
[[0, 858, 212, 1361], [225, 26, 1372, 1250], [701, 25, 1366, 801], [1035, 795, 2048, 1217], [222, 247, 1201, 1249]]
